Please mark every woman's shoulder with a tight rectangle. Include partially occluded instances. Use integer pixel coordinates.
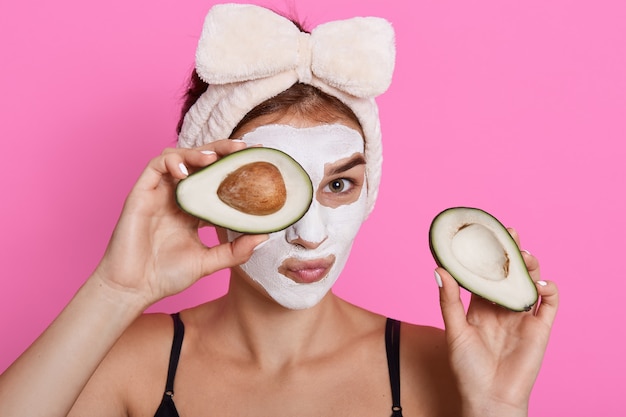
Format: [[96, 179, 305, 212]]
[[398, 322, 451, 377], [96, 312, 177, 382], [398, 322, 462, 415], [112, 312, 178, 355], [399, 321, 447, 353], [338, 301, 450, 368], [68, 312, 178, 415], [340, 305, 460, 414]]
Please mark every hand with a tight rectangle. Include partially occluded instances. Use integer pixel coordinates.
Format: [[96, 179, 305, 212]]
[[437, 228, 558, 417], [92, 140, 269, 307]]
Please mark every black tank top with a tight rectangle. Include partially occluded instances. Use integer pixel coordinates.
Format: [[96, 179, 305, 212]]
[[153, 313, 403, 417]]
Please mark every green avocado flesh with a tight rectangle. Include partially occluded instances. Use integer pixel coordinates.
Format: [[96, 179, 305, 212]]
[[176, 147, 313, 234], [429, 207, 538, 312]]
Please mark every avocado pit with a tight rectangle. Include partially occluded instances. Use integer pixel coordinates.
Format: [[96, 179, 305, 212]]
[[217, 161, 287, 215], [175, 147, 313, 234], [450, 223, 509, 281]]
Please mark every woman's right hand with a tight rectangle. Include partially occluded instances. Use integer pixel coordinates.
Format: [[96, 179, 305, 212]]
[[92, 139, 269, 308], [0, 140, 269, 417]]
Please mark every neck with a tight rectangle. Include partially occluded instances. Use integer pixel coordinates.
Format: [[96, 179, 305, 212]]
[[207, 269, 348, 370]]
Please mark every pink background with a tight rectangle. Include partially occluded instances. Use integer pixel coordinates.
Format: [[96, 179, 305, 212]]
[[1, 0, 624, 415]]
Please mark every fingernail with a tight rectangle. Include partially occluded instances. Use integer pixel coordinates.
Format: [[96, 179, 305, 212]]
[[536, 280, 547, 287], [178, 162, 189, 176], [522, 249, 532, 256], [434, 270, 443, 288], [200, 150, 216, 155], [231, 139, 245, 143]]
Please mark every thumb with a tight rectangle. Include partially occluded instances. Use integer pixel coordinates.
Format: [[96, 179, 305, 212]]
[[436, 267, 468, 334], [199, 234, 269, 277]]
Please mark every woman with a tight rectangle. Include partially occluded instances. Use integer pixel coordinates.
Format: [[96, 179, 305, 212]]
[[0, 4, 558, 416]]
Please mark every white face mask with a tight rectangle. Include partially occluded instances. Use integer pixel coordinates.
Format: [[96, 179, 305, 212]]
[[226, 124, 368, 309]]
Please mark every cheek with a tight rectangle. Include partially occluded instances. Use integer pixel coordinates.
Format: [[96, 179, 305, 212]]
[[323, 188, 368, 240], [243, 230, 291, 267]]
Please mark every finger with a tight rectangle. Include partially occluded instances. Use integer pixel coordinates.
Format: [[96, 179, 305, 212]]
[[521, 250, 539, 271], [198, 234, 269, 276], [522, 250, 541, 281], [135, 148, 218, 190], [154, 140, 248, 183], [466, 292, 499, 321], [436, 268, 468, 334], [201, 139, 248, 157], [507, 227, 521, 247], [136, 149, 202, 190], [164, 140, 248, 179], [534, 280, 559, 326], [508, 228, 541, 280], [164, 138, 247, 156]]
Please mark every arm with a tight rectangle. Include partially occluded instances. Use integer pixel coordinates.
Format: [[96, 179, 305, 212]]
[[0, 141, 268, 417], [437, 228, 559, 417]]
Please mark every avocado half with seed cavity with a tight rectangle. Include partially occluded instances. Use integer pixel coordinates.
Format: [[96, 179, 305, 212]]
[[176, 147, 313, 234], [429, 207, 538, 312]]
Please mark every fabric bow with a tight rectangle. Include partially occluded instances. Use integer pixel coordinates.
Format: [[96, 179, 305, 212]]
[[195, 3, 395, 98]]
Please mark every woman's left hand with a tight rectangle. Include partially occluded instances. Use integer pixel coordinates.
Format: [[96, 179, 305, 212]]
[[436, 228, 559, 417]]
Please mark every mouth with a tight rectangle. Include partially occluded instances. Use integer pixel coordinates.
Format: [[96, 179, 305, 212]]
[[278, 255, 336, 284]]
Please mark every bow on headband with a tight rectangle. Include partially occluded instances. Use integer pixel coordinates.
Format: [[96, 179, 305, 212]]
[[195, 3, 395, 98], [179, 4, 395, 217]]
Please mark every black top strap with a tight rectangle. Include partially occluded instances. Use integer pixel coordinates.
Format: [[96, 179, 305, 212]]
[[164, 312, 185, 395], [153, 313, 185, 417], [156, 314, 400, 417], [385, 318, 403, 417]]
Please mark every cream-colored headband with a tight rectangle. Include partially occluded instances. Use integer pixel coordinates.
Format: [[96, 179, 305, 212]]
[[178, 3, 395, 216]]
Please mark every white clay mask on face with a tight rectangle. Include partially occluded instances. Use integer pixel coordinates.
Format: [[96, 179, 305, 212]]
[[226, 124, 368, 309]]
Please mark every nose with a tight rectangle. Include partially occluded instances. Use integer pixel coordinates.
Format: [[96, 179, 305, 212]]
[[285, 201, 328, 249]]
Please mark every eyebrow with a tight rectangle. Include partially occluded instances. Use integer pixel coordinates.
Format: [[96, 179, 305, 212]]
[[327, 154, 366, 176]]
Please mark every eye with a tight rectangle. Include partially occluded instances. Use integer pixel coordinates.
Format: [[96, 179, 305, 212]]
[[324, 178, 353, 194]]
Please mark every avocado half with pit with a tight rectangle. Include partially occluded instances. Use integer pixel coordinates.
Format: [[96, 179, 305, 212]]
[[176, 147, 313, 234], [429, 207, 538, 312]]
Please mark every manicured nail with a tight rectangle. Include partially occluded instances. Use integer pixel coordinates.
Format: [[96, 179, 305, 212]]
[[200, 150, 216, 155], [178, 162, 189, 176], [434, 270, 443, 288], [536, 280, 547, 286], [231, 139, 245, 143], [522, 249, 532, 256]]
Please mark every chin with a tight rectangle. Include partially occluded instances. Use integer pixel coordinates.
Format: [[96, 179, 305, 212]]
[[270, 291, 329, 310], [263, 272, 339, 310]]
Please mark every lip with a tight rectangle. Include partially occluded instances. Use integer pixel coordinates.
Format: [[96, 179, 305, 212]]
[[278, 255, 336, 284]]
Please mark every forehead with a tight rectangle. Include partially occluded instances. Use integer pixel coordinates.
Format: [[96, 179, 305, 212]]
[[232, 107, 364, 138], [241, 124, 364, 171]]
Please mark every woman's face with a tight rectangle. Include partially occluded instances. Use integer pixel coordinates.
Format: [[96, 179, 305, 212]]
[[222, 114, 368, 309]]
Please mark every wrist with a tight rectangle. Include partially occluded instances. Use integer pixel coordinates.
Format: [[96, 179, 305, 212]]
[[84, 269, 153, 316], [89, 260, 161, 311], [462, 399, 528, 417]]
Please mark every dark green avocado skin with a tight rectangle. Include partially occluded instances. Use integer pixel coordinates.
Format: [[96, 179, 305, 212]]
[[428, 206, 536, 312]]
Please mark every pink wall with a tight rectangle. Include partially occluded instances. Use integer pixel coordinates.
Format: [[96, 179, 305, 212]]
[[1, 0, 624, 415]]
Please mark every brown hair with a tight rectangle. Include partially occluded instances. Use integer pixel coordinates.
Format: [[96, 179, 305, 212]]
[[175, 15, 361, 137], [176, 76, 361, 138]]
